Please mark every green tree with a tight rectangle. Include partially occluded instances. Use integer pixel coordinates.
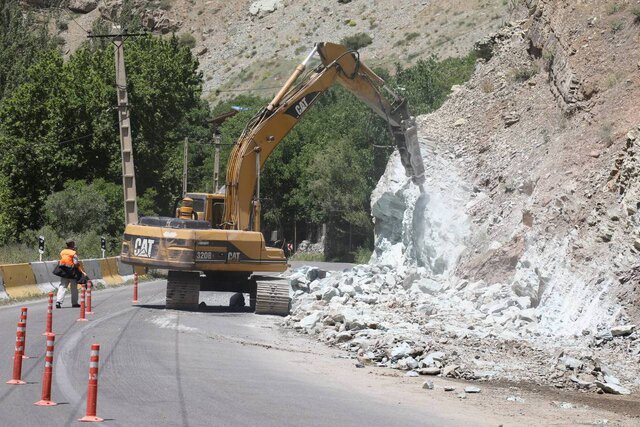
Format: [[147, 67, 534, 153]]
[[306, 138, 374, 258], [0, 34, 210, 242], [44, 181, 109, 236], [392, 52, 477, 114], [0, 173, 13, 245], [0, 50, 70, 237]]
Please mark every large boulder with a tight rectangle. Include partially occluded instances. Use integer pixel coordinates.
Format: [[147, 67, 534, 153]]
[[68, 0, 98, 13], [249, 0, 281, 17], [412, 278, 443, 295], [99, 0, 122, 21], [299, 311, 322, 329], [595, 381, 631, 395], [611, 324, 636, 337], [23, 0, 51, 7], [390, 342, 412, 360]]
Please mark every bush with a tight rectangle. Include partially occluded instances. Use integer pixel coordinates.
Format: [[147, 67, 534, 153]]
[[57, 21, 68, 31], [159, 0, 173, 10], [0, 174, 14, 246], [392, 52, 478, 114], [289, 252, 325, 262], [405, 32, 420, 42], [633, 7, 640, 23], [352, 247, 372, 264], [600, 123, 614, 146], [340, 32, 372, 50], [178, 33, 196, 49], [480, 79, 494, 93], [607, 3, 624, 15], [513, 66, 537, 82], [43, 179, 124, 238], [0, 227, 112, 263], [0, 242, 35, 264], [611, 20, 624, 33], [394, 32, 421, 47]]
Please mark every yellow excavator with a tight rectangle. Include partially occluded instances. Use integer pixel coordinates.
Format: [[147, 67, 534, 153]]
[[120, 42, 426, 314]]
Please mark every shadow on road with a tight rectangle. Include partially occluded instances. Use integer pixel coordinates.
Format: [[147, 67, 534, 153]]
[[137, 304, 254, 314]]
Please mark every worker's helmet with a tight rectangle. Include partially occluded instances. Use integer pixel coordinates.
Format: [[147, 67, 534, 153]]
[[182, 197, 193, 208]]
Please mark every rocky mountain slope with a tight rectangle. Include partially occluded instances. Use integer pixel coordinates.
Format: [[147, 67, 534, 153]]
[[48, 0, 513, 100], [373, 0, 640, 338], [286, 0, 640, 396]]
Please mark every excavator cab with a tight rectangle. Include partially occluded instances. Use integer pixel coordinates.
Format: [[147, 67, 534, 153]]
[[174, 193, 225, 227]]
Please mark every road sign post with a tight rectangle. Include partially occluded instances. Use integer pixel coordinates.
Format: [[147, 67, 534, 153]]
[[38, 235, 45, 262], [100, 237, 106, 259]]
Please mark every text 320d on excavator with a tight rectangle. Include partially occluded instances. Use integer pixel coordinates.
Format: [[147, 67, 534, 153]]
[[120, 42, 426, 315]]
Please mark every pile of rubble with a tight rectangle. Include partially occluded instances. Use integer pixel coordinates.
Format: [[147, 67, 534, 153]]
[[284, 265, 637, 395]]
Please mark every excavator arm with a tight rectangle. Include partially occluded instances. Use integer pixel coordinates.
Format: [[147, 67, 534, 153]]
[[223, 42, 426, 232]]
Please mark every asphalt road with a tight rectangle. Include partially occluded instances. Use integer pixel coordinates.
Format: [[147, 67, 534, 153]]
[[0, 279, 463, 427]]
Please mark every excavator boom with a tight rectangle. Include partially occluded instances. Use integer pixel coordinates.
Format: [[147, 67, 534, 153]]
[[223, 42, 425, 232]]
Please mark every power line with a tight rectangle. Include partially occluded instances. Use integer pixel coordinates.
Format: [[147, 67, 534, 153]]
[[205, 85, 282, 95], [58, 133, 94, 145], [190, 140, 236, 146]]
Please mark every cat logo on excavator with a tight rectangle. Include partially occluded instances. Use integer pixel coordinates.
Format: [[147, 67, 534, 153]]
[[285, 91, 321, 119], [227, 251, 241, 262], [133, 238, 155, 258]]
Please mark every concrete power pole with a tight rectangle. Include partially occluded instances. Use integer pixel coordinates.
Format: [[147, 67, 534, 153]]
[[88, 30, 146, 225], [114, 35, 138, 225], [182, 138, 188, 196]]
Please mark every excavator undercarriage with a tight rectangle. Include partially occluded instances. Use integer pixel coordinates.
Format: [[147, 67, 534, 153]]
[[164, 270, 290, 315]]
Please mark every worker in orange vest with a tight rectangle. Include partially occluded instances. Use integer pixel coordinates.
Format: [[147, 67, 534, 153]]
[[55, 239, 85, 309]]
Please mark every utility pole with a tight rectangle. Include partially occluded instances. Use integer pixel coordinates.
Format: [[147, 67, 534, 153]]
[[182, 137, 189, 196], [114, 33, 138, 225], [208, 109, 240, 193], [213, 133, 221, 192], [88, 29, 147, 225]]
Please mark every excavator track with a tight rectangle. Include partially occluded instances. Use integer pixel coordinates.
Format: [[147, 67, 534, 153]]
[[166, 270, 200, 310], [254, 279, 290, 316]]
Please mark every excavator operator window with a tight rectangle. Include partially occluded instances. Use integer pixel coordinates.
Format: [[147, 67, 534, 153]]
[[190, 197, 205, 213], [212, 202, 224, 229]]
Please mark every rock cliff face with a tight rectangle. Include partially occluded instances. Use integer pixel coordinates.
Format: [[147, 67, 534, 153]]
[[286, 1, 640, 393], [371, 0, 640, 339]]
